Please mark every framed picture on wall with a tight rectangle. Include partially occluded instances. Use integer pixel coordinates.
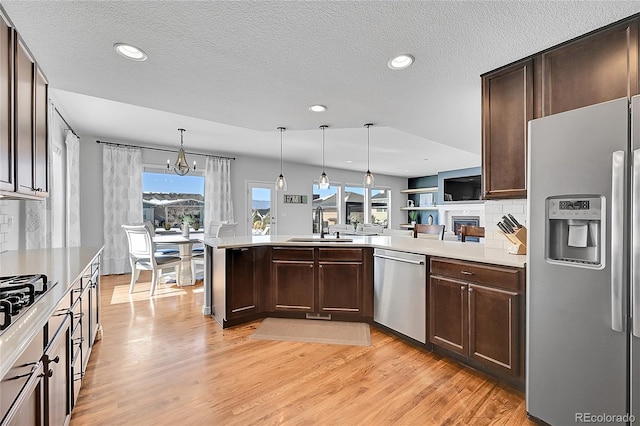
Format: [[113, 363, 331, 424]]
[[419, 193, 434, 206]]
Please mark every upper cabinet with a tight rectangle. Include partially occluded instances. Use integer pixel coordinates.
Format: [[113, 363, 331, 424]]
[[0, 8, 48, 200], [482, 59, 533, 200], [481, 16, 640, 200], [541, 20, 638, 116], [0, 14, 13, 192]]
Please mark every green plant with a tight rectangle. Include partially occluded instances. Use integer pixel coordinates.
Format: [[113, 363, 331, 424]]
[[408, 210, 419, 222]]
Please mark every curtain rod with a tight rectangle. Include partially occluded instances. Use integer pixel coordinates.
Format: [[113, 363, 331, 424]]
[[54, 107, 79, 139], [95, 139, 236, 161]]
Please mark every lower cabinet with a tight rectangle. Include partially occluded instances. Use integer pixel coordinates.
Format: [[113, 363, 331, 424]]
[[318, 248, 363, 314], [44, 315, 71, 426], [429, 257, 524, 381], [226, 246, 269, 320]]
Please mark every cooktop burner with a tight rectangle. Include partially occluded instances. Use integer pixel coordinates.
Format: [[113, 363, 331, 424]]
[[0, 274, 49, 331]]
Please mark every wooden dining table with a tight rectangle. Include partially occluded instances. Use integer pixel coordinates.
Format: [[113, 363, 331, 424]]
[[153, 231, 204, 287]]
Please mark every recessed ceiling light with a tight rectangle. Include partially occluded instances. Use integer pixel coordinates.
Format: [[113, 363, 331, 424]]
[[346, 160, 353, 163], [388, 54, 414, 70], [114, 43, 148, 61], [309, 105, 327, 112]]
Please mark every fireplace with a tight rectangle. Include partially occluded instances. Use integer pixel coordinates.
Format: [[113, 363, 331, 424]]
[[452, 216, 480, 241]]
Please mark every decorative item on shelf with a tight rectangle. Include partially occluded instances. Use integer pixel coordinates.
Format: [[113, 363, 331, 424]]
[[319, 125, 330, 189], [408, 210, 419, 225], [407, 199, 414, 207], [275, 127, 287, 191], [163, 221, 172, 231], [363, 123, 375, 187], [167, 128, 195, 176], [427, 214, 434, 225]]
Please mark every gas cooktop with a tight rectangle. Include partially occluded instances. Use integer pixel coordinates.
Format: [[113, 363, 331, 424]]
[[0, 274, 49, 332]]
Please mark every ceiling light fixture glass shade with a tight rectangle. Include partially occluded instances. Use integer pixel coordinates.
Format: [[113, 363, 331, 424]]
[[388, 54, 414, 70], [168, 128, 193, 176], [363, 123, 375, 187], [319, 125, 330, 189], [275, 127, 287, 191], [113, 43, 148, 61]]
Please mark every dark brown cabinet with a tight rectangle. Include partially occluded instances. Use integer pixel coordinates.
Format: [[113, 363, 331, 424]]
[[226, 247, 269, 320], [429, 258, 524, 381], [272, 247, 315, 312], [481, 16, 640, 199], [0, 13, 48, 200], [0, 13, 13, 192], [540, 20, 638, 116], [318, 248, 364, 314], [271, 247, 368, 317], [481, 59, 533, 200]]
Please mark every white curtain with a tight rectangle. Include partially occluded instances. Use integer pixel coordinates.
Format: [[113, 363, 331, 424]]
[[65, 130, 81, 247], [203, 157, 234, 232], [102, 145, 143, 275], [25, 192, 52, 249]]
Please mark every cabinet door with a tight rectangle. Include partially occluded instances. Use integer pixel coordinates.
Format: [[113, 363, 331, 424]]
[[428, 276, 467, 355], [45, 316, 71, 426], [0, 15, 12, 192], [272, 261, 314, 311], [227, 247, 258, 318], [33, 66, 47, 196], [481, 59, 533, 199], [541, 20, 638, 116], [468, 284, 519, 376], [14, 37, 34, 196], [318, 262, 362, 314]]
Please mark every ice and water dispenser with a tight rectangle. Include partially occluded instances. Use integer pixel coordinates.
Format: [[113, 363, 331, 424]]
[[546, 196, 604, 268]]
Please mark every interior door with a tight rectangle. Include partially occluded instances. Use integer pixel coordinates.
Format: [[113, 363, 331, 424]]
[[247, 181, 276, 236]]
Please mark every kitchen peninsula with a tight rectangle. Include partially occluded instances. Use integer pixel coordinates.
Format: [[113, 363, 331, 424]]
[[203, 235, 526, 386]]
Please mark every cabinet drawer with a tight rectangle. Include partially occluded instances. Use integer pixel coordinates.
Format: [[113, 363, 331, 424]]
[[272, 247, 315, 261], [430, 258, 522, 291], [318, 248, 362, 262]]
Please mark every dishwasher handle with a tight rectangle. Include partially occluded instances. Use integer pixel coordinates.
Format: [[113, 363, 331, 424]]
[[373, 253, 425, 265]]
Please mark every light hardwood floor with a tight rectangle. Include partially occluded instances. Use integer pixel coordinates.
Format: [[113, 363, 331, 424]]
[[69, 272, 536, 426]]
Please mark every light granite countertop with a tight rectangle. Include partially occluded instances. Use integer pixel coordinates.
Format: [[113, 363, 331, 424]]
[[203, 235, 526, 268], [0, 246, 103, 379]]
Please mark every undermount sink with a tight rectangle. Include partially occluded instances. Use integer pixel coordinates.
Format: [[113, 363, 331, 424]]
[[286, 237, 353, 243]]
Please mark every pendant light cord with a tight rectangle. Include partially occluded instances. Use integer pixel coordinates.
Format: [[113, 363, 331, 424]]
[[278, 127, 285, 174], [321, 125, 327, 172], [365, 123, 372, 171]]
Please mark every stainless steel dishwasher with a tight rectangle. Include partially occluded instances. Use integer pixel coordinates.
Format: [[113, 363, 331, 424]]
[[373, 248, 427, 343]]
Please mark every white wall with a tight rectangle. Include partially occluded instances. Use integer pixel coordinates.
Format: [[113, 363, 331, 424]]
[[77, 134, 407, 246]]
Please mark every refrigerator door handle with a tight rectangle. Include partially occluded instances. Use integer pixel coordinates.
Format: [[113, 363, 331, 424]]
[[611, 150, 626, 332], [633, 149, 640, 337]]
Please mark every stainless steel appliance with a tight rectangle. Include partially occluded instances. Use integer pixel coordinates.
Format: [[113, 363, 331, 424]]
[[0, 274, 49, 331], [527, 96, 640, 424], [373, 248, 426, 343]]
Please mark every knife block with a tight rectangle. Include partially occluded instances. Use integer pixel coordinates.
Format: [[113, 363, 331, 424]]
[[498, 226, 527, 255]]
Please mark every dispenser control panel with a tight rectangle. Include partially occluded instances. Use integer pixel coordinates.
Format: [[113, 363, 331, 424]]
[[548, 197, 601, 220]]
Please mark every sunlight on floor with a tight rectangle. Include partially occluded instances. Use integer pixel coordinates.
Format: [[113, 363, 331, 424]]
[[109, 283, 188, 305]]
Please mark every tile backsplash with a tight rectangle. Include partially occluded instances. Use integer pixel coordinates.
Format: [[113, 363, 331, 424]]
[[0, 200, 7, 252], [483, 199, 527, 250]]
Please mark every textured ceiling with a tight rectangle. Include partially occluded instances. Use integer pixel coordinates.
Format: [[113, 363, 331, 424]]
[[2, 1, 640, 177]]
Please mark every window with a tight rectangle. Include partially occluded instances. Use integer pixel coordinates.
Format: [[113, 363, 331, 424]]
[[142, 169, 204, 230], [345, 185, 365, 226], [312, 183, 338, 233], [371, 188, 389, 227]]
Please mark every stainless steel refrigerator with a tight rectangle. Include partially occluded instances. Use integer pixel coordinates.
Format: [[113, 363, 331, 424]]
[[527, 96, 639, 425]]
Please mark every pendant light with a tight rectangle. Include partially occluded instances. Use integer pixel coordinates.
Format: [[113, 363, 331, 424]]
[[363, 123, 375, 187], [319, 125, 330, 189], [275, 127, 287, 191], [169, 128, 192, 176]]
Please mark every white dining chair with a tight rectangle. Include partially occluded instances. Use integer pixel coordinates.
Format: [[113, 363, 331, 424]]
[[144, 221, 179, 255], [381, 228, 414, 237], [192, 222, 238, 282], [122, 224, 182, 296]]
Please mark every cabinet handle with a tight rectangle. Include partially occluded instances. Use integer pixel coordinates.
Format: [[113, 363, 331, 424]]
[[319, 265, 323, 268], [468, 287, 474, 292], [310, 265, 313, 268], [45, 369, 54, 378], [460, 271, 473, 276], [460, 285, 465, 291], [51, 356, 60, 364]]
